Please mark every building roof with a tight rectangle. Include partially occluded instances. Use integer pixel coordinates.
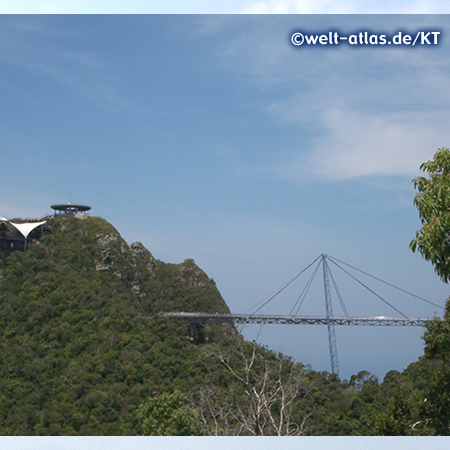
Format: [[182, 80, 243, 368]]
[[51, 203, 91, 213], [9, 220, 47, 239]]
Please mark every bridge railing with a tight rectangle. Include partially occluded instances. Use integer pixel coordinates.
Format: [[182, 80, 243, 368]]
[[136, 312, 432, 327]]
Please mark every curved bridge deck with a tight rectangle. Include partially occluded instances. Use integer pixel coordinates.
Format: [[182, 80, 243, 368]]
[[144, 312, 431, 327]]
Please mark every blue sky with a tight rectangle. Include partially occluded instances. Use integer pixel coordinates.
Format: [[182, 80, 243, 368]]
[[1, 15, 450, 382]]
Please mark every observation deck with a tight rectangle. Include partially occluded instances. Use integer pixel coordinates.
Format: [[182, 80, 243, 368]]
[[51, 202, 91, 217]]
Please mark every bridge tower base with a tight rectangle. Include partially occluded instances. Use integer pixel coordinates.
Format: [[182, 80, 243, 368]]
[[191, 323, 205, 344]]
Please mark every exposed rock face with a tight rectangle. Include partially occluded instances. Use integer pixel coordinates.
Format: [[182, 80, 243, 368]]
[[93, 231, 217, 302], [95, 232, 121, 274], [96, 233, 118, 247], [179, 259, 215, 287], [129, 242, 157, 297], [130, 241, 156, 273], [130, 281, 141, 295], [94, 234, 157, 296], [96, 249, 114, 271], [130, 241, 146, 258]]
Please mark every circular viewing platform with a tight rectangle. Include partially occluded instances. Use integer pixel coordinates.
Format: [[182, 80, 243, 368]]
[[51, 203, 91, 216]]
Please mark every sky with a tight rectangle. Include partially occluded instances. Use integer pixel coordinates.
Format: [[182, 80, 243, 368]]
[[2, 13, 450, 382], [2, 9, 450, 386], [2, 0, 450, 14], [1, 8, 450, 450]]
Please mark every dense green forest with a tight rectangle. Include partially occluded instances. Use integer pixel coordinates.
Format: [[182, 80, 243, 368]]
[[0, 192, 449, 434]]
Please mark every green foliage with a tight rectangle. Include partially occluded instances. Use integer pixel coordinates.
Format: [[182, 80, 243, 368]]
[[136, 390, 203, 435], [425, 365, 450, 434], [410, 148, 450, 282], [423, 305, 450, 360], [305, 370, 384, 436], [420, 299, 450, 434], [0, 214, 447, 436], [369, 299, 450, 436], [0, 217, 233, 434], [189, 340, 314, 436], [373, 383, 424, 435], [404, 148, 450, 433]]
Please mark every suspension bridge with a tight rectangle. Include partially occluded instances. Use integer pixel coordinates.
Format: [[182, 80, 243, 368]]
[[138, 254, 444, 377], [153, 312, 429, 327]]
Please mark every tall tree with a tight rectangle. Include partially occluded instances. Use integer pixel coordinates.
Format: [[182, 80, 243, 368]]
[[410, 148, 450, 282], [190, 339, 313, 436], [136, 391, 203, 436], [409, 148, 450, 434], [421, 304, 450, 435]]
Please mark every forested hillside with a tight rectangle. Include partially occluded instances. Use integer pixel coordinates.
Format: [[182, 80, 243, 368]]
[[0, 215, 448, 435], [0, 217, 234, 434]]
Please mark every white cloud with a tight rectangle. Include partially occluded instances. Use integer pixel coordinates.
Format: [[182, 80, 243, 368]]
[[312, 109, 447, 180], [276, 108, 450, 182], [2, 0, 450, 14], [204, 15, 450, 183], [241, 0, 450, 14], [242, 0, 358, 13]]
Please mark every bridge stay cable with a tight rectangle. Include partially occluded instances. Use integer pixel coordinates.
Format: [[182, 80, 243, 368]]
[[155, 253, 439, 377], [289, 257, 322, 316], [326, 257, 409, 319], [246, 254, 322, 316], [241, 253, 437, 377], [325, 254, 443, 311], [326, 260, 350, 318]]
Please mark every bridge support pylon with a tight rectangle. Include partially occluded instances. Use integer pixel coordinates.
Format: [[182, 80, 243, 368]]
[[322, 255, 339, 377], [191, 322, 205, 344]]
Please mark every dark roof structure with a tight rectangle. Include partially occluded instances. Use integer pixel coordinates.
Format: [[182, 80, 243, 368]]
[[51, 203, 91, 216]]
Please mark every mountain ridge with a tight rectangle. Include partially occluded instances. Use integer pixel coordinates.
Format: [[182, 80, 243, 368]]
[[0, 215, 443, 435], [0, 215, 233, 434]]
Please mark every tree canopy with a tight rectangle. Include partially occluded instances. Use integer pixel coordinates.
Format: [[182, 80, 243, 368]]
[[410, 148, 450, 282], [0, 212, 449, 435]]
